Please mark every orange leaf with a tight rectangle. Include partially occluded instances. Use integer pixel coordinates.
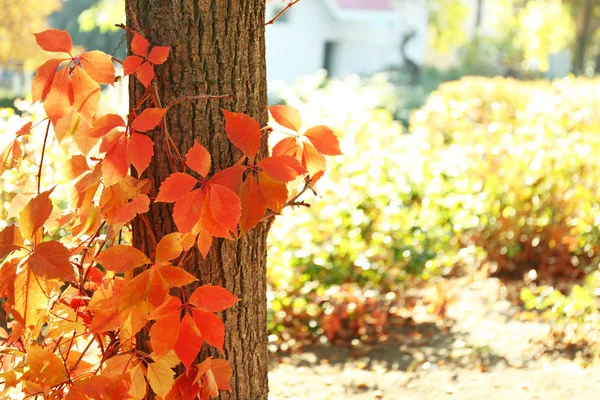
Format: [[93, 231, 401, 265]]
[[88, 114, 126, 138], [199, 196, 231, 239], [71, 66, 101, 122], [156, 173, 198, 203], [128, 132, 154, 175], [174, 313, 203, 370], [188, 285, 239, 313], [148, 46, 171, 64], [196, 230, 213, 258], [195, 357, 232, 398], [31, 58, 64, 103], [239, 175, 266, 234], [96, 245, 150, 273], [208, 359, 233, 391], [155, 232, 183, 263], [131, 33, 149, 57], [304, 125, 342, 155], [186, 141, 211, 177], [150, 311, 180, 356], [173, 189, 205, 233], [166, 370, 200, 400], [0, 225, 24, 259], [136, 62, 155, 87], [257, 155, 307, 182], [79, 50, 115, 85], [131, 108, 167, 132], [102, 134, 129, 186], [123, 55, 144, 76], [113, 194, 150, 226], [191, 310, 225, 353], [19, 189, 54, 241], [34, 29, 72, 53], [258, 171, 288, 212], [301, 141, 326, 175], [222, 110, 261, 160], [157, 265, 197, 287], [269, 105, 302, 132], [44, 66, 71, 124], [28, 240, 75, 281], [149, 295, 182, 320], [207, 184, 241, 233], [24, 346, 68, 387], [272, 136, 301, 159], [61, 155, 89, 180], [209, 165, 245, 193], [15, 122, 33, 138]]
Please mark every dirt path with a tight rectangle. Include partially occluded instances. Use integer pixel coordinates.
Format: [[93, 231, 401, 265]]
[[268, 278, 600, 400]]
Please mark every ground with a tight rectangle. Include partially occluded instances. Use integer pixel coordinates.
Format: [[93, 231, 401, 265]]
[[268, 278, 600, 400]]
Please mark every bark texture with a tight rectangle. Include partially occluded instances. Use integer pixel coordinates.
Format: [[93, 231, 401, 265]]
[[127, 1, 269, 399]]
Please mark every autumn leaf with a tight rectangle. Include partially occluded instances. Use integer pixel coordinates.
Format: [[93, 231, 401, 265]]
[[24, 346, 68, 387], [136, 62, 155, 87], [206, 184, 241, 233], [131, 108, 167, 132], [123, 55, 144, 76], [188, 285, 239, 313], [258, 155, 307, 182], [222, 110, 261, 160], [239, 175, 266, 234], [79, 50, 116, 85], [304, 125, 342, 155], [31, 58, 65, 103], [173, 189, 205, 233], [148, 46, 170, 64], [19, 189, 54, 242], [88, 114, 126, 138], [146, 356, 176, 399], [0, 224, 24, 259], [96, 245, 150, 273], [128, 132, 154, 175], [27, 240, 75, 281], [155, 232, 183, 263], [173, 313, 204, 370], [155, 173, 199, 203], [257, 171, 288, 212], [269, 105, 302, 132], [186, 141, 211, 177], [61, 155, 90, 180], [131, 33, 150, 56], [34, 29, 73, 54]]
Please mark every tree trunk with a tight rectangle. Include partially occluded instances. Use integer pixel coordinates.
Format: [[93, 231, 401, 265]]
[[573, 0, 594, 75], [126, 2, 269, 399]]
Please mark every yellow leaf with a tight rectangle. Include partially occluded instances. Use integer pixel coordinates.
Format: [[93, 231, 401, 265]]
[[24, 346, 68, 387], [146, 357, 175, 399], [13, 264, 49, 334]]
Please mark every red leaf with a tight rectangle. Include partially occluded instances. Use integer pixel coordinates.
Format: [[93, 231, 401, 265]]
[[174, 313, 203, 370], [113, 194, 150, 226], [222, 110, 261, 160], [102, 134, 129, 186], [304, 125, 342, 155], [34, 29, 72, 53], [257, 155, 307, 182], [123, 55, 144, 76], [128, 132, 154, 175], [191, 310, 225, 353], [31, 58, 64, 103], [156, 265, 196, 287], [148, 46, 171, 65], [272, 137, 301, 159], [269, 105, 302, 131], [208, 359, 233, 391], [258, 171, 288, 212], [173, 189, 205, 233], [96, 245, 150, 273], [79, 51, 115, 85], [28, 240, 75, 281], [188, 285, 239, 313], [239, 175, 266, 234], [0, 225, 24, 259], [199, 197, 231, 239], [209, 165, 246, 194], [186, 141, 211, 177], [136, 62, 155, 87], [131, 33, 149, 57], [131, 108, 167, 132], [196, 230, 213, 258], [156, 173, 198, 203], [150, 311, 180, 356], [88, 114, 126, 138], [149, 296, 182, 320], [207, 184, 241, 233]]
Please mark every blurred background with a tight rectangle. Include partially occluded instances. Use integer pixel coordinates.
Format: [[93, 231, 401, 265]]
[[2, 0, 600, 399]]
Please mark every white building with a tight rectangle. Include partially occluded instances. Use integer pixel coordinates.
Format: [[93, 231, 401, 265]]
[[265, 0, 429, 83]]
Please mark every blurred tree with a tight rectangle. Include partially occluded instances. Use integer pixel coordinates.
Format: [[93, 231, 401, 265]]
[[0, 0, 62, 70]]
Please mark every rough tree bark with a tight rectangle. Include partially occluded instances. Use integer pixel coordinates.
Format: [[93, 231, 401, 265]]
[[127, 1, 269, 399]]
